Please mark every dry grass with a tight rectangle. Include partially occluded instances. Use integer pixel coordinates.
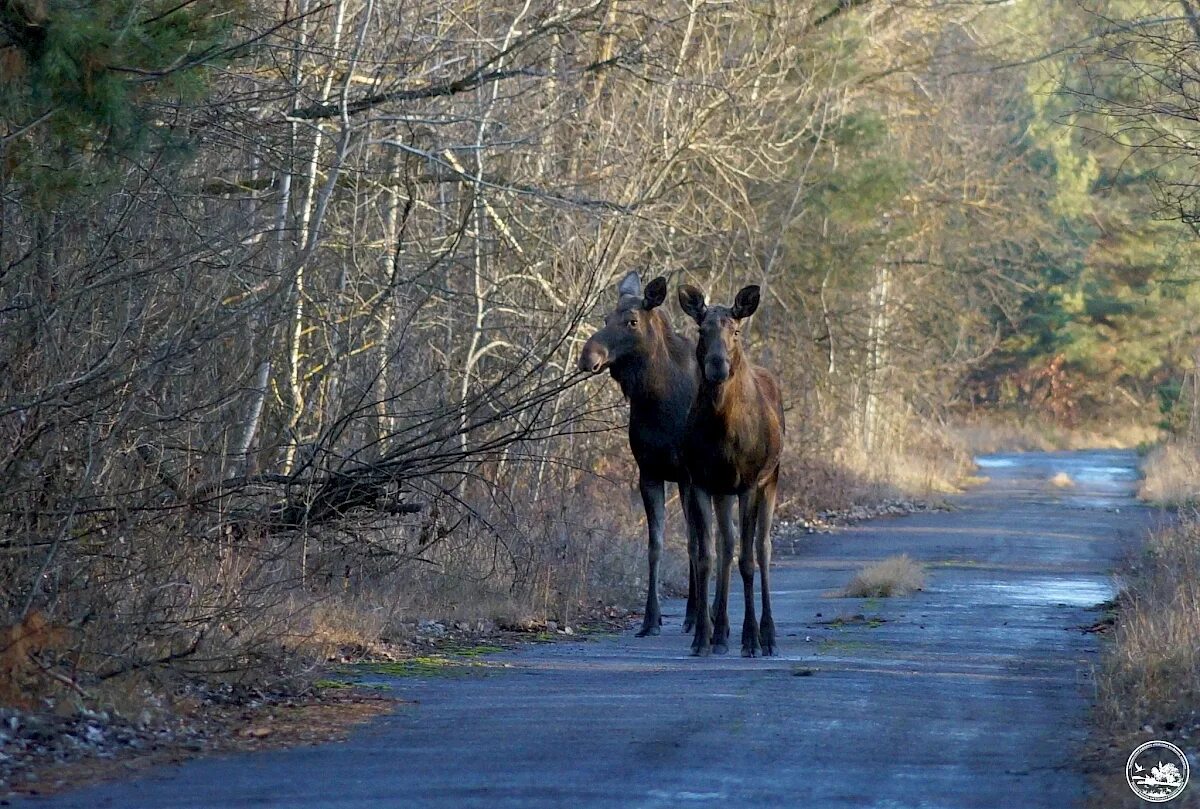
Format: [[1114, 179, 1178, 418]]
[[1138, 442, 1200, 505], [840, 555, 927, 598], [289, 483, 673, 656], [0, 465, 670, 714], [1049, 471, 1075, 488], [1087, 514, 1200, 808], [778, 419, 974, 518], [839, 439, 972, 496], [1096, 515, 1200, 734], [952, 415, 1160, 454], [294, 597, 394, 660]]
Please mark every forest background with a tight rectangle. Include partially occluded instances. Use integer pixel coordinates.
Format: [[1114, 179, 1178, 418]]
[[3, 0, 1200, 720]]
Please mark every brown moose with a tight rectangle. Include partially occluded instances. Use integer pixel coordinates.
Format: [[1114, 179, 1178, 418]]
[[577, 272, 701, 636], [678, 283, 784, 656]]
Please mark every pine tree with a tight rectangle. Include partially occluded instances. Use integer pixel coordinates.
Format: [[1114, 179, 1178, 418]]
[[0, 0, 241, 203]]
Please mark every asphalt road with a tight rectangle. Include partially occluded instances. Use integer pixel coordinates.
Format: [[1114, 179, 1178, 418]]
[[17, 450, 1154, 808]]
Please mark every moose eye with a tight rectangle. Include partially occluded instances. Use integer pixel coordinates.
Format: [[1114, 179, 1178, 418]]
[[627, 319, 638, 328]]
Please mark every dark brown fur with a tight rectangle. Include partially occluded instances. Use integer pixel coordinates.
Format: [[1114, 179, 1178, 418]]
[[578, 272, 701, 636], [678, 283, 784, 656]]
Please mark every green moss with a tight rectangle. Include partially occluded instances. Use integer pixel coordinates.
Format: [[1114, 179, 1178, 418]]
[[821, 613, 887, 629], [313, 679, 352, 689], [816, 638, 874, 655], [332, 642, 508, 680], [314, 677, 393, 691], [354, 657, 457, 676], [339, 653, 502, 679]]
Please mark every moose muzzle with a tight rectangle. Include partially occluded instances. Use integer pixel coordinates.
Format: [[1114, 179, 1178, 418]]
[[704, 355, 731, 384], [578, 339, 609, 374]]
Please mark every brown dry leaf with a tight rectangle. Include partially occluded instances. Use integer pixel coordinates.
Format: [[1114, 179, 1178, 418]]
[[0, 611, 71, 708], [0, 46, 27, 81]]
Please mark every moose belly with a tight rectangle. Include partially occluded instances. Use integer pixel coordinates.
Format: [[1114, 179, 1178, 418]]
[[684, 438, 774, 495], [629, 437, 686, 482], [685, 450, 746, 494]]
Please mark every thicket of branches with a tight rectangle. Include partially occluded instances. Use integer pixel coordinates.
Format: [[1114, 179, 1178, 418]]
[[3, 0, 1177, 692]]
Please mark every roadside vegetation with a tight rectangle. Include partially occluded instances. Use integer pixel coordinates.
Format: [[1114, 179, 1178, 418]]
[[1088, 514, 1200, 807], [840, 555, 927, 599], [3, 0, 1200, 785], [1138, 443, 1200, 506], [951, 415, 1161, 456], [1097, 518, 1200, 735]]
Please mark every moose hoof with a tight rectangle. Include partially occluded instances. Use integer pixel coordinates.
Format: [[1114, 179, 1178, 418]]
[[760, 623, 776, 656], [691, 644, 712, 657], [636, 624, 661, 637], [712, 641, 729, 655]]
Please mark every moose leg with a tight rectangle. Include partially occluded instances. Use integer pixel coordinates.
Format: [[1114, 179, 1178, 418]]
[[710, 494, 736, 655], [678, 481, 699, 634], [739, 489, 761, 657], [756, 474, 779, 656], [686, 486, 714, 656], [637, 476, 666, 637]]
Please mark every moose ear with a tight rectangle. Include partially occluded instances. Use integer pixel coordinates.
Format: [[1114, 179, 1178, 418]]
[[642, 277, 668, 310], [731, 285, 760, 320], [677, 284, 707, 323], [617, 270, 642, 300]]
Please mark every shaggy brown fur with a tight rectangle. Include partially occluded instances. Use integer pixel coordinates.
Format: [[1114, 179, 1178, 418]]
[[678, 283, 784, 656]]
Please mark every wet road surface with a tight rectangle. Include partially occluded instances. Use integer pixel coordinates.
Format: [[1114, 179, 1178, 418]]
[[17, 450, 1156, 808]]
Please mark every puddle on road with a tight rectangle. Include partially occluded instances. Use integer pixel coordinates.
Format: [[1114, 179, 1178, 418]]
[[1073, 465, 1140, 483], [974, 457, 1017, 468], [971, 451, 1141, 508], [646, 790, 725, 803], [975, 577, 1115, 607], [1065, 494, 1128, 506]]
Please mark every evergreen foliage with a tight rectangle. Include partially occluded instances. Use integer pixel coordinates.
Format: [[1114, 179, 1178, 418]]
[[961, 0, 1200, 426], [0, 0, 240, 202]]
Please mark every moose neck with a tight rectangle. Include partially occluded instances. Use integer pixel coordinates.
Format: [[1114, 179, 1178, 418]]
[[612, 343, 668, 403], [611, 315, 691, 407]]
